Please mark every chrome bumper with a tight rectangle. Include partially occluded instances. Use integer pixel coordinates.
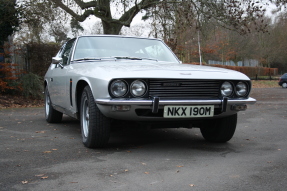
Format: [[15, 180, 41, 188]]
[[95, 97, 256, 121], [95, 97, 256, 107]]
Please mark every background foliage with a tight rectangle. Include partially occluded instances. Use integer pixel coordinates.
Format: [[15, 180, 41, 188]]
[[1, 0, 287, 99]]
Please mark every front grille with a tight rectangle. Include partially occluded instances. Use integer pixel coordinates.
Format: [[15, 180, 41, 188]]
[[148, 79, 221, 99]]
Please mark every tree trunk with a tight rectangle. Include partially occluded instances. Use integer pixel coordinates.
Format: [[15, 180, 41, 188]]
[[102, 20, 123, 35]]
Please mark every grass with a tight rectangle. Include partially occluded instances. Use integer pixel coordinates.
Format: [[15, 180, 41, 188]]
[[251, 80, 279, 88]]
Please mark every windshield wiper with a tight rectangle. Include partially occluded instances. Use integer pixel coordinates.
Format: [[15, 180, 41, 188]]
[[113, 56, 142, 60], [73, 57, 118, 62], [113, 56, 158, 61], [139, 57, 158, 61], [73, 57, 102, 61]]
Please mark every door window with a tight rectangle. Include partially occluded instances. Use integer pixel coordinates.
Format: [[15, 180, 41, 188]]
[[61, 39, 76, 65]]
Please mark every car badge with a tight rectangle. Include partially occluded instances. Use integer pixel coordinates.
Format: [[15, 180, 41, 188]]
[[180, 73, 191, 75], [163, 83, 181, 87]]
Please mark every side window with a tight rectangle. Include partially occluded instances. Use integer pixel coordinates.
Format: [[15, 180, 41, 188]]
[[61, 39, 76, 65]]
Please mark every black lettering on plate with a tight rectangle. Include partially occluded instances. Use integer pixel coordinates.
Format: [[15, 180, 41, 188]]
[[181, 107, 187, 116], [205, 107, 211, 115], [199, 108, 205, 115], [174, 107, 180, 116], [193, 107, 199, 116], [167, 107, 174, 116]]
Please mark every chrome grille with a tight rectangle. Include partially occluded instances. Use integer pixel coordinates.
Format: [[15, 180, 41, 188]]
[[149, 79, 221, 99]]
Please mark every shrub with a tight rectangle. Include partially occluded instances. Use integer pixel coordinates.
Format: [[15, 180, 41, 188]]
[[0, 62, 22, 93], [20, 73, 43, 99]]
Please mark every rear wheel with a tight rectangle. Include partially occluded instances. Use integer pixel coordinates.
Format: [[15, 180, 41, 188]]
[[80, 86, 110, 148], [200, 114, 237, 143], [45, 87, 63, 123], [282, 82, 287, 88]]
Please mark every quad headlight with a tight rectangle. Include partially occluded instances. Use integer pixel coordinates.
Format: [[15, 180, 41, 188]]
[[220, 81, 233, 97], [110, 79, 147, 98], [110, 80, 128, 97], [236, 82, 248, 97], [131, 80, 146, 97]]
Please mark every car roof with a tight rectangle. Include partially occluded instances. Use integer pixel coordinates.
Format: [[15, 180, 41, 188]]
[[76, 35, 161, 41]]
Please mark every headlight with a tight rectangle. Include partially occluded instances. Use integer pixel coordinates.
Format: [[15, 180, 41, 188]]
[[131, 80, 146, 97], [236, 82, 248, 97], [110, 80, 128, 97], [221, 81, 233, 97]]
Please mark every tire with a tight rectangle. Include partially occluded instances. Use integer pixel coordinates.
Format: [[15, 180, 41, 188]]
[[80, 86, 110, 148], [45, 87, 63, 123], [200, 114, 237, 143], [282, 82, 287, 88]]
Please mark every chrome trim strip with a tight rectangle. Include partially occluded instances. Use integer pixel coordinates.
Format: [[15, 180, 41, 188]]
[[95, 97, 256, 106]]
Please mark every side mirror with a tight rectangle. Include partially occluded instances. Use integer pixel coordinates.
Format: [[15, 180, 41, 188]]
[[52, 57, 62, 64], [52, 57, 64, 69]]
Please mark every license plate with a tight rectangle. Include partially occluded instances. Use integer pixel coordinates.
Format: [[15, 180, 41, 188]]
[[163, 105, 214, 118]]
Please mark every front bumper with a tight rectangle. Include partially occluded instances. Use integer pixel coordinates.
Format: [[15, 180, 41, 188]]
[[95, 97, 256, 121]]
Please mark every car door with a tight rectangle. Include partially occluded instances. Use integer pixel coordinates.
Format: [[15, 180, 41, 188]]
[[49, 39, 76, 109]]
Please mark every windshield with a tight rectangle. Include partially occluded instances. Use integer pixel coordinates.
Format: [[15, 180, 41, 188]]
[[73, 36, 179, 63]]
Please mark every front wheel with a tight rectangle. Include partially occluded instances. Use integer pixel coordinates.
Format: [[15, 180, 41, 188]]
[[80, 86, 110, 148], [200, 114, 237, 143], [45, 87, 63, 123]]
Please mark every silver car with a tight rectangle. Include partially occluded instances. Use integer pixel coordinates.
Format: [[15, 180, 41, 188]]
[[44, 35, 256, 148]]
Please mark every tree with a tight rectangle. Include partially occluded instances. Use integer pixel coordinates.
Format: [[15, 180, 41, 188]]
[[50, 0, 269, 35], [50, 0, 159, 34], [0, 0, 19, 45], [16, 0, 69, 44]]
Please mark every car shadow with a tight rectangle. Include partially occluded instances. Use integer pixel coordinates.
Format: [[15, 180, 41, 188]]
[[58, 116, 240, 154]]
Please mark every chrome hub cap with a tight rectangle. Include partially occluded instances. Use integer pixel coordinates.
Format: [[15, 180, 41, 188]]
[[82, 98, 89, 138]]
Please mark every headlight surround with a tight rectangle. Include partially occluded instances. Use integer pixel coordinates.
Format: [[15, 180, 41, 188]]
[[110, 80, 128, 97], [131, 80, 146, 97], [236, 82, 248, 97], [221, 81, 233, 97]]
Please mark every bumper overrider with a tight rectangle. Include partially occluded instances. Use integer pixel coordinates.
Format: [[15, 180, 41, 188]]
[[95, 97, 256, 121]]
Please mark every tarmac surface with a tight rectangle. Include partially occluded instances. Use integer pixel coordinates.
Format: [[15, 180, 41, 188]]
[[1, 87, 287, 191]]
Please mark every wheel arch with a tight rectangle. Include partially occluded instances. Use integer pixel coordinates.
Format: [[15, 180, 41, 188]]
[[44, 80, 48, 90], [75, 80, 90, 119]]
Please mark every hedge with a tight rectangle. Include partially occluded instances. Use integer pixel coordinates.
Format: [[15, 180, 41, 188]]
[[188, 62, 278, 78]]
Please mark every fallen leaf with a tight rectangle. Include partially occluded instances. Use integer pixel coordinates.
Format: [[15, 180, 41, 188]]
[[124, 169, 129, 172], [35, 174, 45, 177], [144, 172, 149, 174], [141, 163, 146, 165], [52, 149, 58, 151], [189, 184, 195, 187], [177, 165, 184, 167], [41, 176, 48, 179], [35, 131, 45, 134], [43, 151, 52, 153], [21, 181, 28, 184]]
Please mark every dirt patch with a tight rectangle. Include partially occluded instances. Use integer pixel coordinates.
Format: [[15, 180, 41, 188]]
[[0, 94, 44, 109]]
